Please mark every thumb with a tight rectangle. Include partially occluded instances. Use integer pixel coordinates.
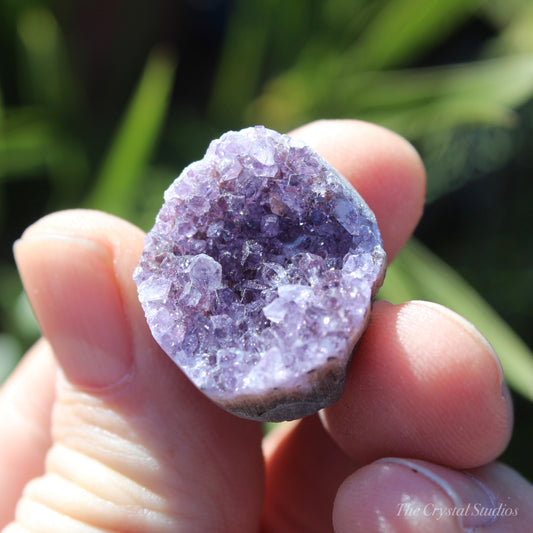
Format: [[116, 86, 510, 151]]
[[10, 209, 263, 533]]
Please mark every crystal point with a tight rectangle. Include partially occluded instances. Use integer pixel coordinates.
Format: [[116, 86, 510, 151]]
[[134, 126, 386, 421]]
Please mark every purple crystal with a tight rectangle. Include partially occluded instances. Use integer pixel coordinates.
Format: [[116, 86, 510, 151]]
[[134, 126, 386, 421]]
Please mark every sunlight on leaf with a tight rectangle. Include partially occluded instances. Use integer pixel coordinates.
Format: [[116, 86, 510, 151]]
[[252, 51, 533, 144], [485, 0, 533, 55], [360, 55, 533, 114]]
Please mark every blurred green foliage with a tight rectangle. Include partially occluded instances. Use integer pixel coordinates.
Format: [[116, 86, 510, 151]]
[[1, 0, 532, 472], [87, 48, 177, 219]]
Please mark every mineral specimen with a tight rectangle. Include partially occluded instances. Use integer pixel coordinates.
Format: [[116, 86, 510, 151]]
[[134, 126, 386, 422]]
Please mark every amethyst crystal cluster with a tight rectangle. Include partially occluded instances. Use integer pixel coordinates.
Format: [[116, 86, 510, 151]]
[[134, 126, 386, 421]]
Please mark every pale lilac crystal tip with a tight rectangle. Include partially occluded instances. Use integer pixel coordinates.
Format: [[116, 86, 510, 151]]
[[134, 126, 386, 421]]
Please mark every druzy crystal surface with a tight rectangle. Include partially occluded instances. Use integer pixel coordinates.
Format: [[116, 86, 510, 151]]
[[134, 126, 386, 421]]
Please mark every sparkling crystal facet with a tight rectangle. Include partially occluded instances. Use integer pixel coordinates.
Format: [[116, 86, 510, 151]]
[[134, 126, 386, 421]]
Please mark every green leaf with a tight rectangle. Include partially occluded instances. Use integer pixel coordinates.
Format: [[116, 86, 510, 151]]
[[87, 48, 176, 219], [380, 239, 533, 402], [253, 53, 533, 138], [17, 6, 78, 115], [484, 0, 533, 55], [208, 0, 278, 124], [345, 0, 486, 70], [361, 54, 533, 114], [328, 54, 533, 139]]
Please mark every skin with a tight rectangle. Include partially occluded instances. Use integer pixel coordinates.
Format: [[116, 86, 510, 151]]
[[1, 119, 531, 532]]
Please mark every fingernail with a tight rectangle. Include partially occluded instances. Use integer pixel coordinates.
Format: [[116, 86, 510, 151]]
[[379, 458, 498, 530], [14, 234, 134, 390]]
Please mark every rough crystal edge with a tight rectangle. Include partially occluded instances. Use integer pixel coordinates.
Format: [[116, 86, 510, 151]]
[[204, 298, 379, 422], [211, 347, 351, 422], [135, 126, 388, 421]]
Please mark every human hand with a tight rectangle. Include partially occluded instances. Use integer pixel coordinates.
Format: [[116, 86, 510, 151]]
[[2, 120, 531, 532]]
